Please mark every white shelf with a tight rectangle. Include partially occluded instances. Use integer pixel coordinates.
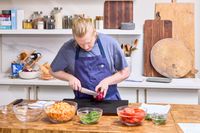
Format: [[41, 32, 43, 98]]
[[0, 73, 67, 86], [0, 29, 142, 35], [0, 73, 200, 89]]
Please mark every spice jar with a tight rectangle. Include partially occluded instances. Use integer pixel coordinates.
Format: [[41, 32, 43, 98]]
[[52, 7, 62, 29], [63, 16, 68, 29], [95, 16, 104, 30], [98, 16, 104, 29], [68, 15, 73, 29], [95, 16, 99, 29], [23, 19, 33, 29], [31, 11, 43, 29], [44, 16, 55, 29], [37, 21, 44, 29]]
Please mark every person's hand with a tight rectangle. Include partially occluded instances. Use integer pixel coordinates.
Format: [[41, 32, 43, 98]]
[[68, 76, 81, 91], [95, 80, 109, 98]]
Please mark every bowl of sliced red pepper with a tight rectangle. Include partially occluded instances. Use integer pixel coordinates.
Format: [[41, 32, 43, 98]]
[[117, 105, 146, 126]]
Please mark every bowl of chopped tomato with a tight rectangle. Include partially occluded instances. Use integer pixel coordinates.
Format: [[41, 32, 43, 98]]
[[117, 105, 146, 126]]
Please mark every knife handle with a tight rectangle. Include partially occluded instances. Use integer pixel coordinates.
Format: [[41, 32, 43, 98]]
[[12, 99, 23, 105]]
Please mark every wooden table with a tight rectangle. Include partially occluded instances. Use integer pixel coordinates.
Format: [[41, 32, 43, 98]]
[[0, 103, 200, 133]]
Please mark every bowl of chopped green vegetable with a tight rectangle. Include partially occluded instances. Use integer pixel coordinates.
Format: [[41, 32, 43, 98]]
[[77, 107, 103, 124], [151, 113, 167, 125]]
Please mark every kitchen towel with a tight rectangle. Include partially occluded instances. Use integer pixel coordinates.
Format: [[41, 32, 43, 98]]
[[140, 103, 171, 114], [178, 123, 200, 133]]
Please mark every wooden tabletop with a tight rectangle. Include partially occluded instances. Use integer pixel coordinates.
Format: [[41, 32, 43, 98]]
[[0, 103, 200, 133]]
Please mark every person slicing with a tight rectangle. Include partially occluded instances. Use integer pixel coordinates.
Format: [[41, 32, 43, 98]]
[[50, 16, 130, 100]]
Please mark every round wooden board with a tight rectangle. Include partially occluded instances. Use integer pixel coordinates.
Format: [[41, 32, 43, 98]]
[[151, 38, 193, 78]]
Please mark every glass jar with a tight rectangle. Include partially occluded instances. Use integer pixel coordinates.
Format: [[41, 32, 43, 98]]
[[68, 15, 73, 29], [47, 19, 55, 29], [95, 16, 100, 29], [95, 16, 104, 30], [31, 11, 43, 29], [44, 16, 55, 29], [51, 7, 62, 29], [98, 16, 104, 30], [23, 19, 33, 29], [63, 16, 68, 29], [37, 21, 44, 29]]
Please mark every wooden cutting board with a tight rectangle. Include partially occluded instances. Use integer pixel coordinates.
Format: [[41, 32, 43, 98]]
[[143, 19, 172, 77], [63, 99, 128, 116], [155, 0, 195, 78], [104, 0, 133, 29], [151, 38, 193, 78]]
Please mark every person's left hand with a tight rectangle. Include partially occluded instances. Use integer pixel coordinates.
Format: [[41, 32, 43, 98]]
[[95, 80, 109, 98]]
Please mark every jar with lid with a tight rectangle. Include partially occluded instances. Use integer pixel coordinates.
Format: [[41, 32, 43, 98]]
[[37, 21, 44, 30], [98, 16, 104, 29], [51, 7, 62, 29], [63, 16, 69, 29], [31, 11, 43, 29], [23, 19, 33, 29], [44, 16, 55, 29], [68, 15, 73, 29], [95, 16, 104, 30]]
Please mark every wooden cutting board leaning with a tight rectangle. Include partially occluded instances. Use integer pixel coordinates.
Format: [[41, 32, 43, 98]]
[[151, 38, 193, 78], [104, 0, 133, 29], [155, 0, 195, 77], [143, 17, 172, 77]]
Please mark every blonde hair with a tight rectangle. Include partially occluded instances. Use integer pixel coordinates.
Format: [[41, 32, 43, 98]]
[[72, 16, 94, 37]]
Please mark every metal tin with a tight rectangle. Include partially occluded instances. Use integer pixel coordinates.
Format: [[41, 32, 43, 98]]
[[11, 63, 24, 78]]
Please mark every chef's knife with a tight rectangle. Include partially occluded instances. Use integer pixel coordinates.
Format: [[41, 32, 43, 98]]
[[80, 87, 98, 96]]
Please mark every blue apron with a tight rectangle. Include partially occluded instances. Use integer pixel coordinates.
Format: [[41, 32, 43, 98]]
[[74, 37, 121, 100]]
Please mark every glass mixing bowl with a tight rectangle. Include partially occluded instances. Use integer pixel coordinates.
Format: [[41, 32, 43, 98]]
[[44, 101, 77, 123], [77, 107, 103, 124], [13, 103, 43, 122], [117, 105, 146, 126]]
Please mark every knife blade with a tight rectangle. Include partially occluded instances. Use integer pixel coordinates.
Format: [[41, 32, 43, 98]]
[[80, 87, 98, 96]]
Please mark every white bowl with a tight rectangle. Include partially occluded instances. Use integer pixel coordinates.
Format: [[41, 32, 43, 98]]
[[19, 71, 39, 79]]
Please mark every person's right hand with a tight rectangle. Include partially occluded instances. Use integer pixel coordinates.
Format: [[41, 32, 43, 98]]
[[68, 76, 81, 91]]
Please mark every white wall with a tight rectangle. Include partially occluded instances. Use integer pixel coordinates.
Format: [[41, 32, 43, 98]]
[[0, 0, 199, 76], [0, 0, 199, 104]]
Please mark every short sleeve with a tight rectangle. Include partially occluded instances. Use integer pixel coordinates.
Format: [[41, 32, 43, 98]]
[[51, 45, 69, 72], [112, 40, 128, 71]]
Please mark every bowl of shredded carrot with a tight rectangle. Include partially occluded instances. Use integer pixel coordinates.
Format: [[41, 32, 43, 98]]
[[44, 101, 77, 123]]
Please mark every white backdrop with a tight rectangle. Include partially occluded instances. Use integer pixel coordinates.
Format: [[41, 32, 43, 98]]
[[0, 0, 199, 77], [0, 0, 199, 104]]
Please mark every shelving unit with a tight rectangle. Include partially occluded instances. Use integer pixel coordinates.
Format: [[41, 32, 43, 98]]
[[0, 29, 142, 35], [1, 72, 200, 89]]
